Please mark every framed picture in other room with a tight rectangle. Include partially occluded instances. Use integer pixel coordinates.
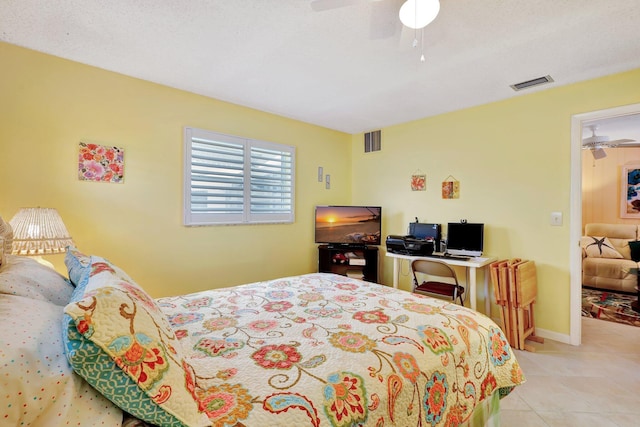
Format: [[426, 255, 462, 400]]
[[620, 164, 640, 218]]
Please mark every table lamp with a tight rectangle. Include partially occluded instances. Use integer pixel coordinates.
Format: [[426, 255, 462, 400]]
[[9, 207, 75, 267]]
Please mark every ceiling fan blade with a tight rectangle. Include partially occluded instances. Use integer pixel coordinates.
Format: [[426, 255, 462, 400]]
[[310, 0, 362, 11], [369, 0, 403, 40], [607, 138, 638, 147], [582, 138, 639, 150]]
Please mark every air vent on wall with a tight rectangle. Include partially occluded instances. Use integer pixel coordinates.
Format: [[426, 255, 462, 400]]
[[510, 75, 554, 91], [364, 130, 381, 153]]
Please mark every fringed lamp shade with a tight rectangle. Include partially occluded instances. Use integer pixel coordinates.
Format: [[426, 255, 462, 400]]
[[9, 208, 74, 255]]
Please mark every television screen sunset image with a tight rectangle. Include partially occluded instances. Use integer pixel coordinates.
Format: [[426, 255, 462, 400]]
[[315, 206, 381, 245]]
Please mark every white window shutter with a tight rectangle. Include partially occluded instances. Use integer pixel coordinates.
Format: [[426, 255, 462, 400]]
[[249, 141, 294, 223], [184, 127, 294, 226]]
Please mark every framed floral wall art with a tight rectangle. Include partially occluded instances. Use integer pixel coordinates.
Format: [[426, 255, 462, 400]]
[[78, 142, 124, 183], [442, 175, 460, 199], [621, 164, 640, 218], [411, 173, 426, 191]]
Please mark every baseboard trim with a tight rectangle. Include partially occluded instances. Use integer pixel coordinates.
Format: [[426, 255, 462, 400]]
[[528, 327, 572, 345]]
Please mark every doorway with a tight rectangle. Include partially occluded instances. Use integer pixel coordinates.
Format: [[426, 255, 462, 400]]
[[570, 103, 640, 345]]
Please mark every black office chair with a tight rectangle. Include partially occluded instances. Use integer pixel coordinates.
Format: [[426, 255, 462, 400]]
[[410, 259, 465, 305]]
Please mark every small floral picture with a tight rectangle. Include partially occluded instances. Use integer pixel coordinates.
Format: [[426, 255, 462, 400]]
[[442, 177, 460, 199], [411, 174, 426, 191], [78, 142, 124, 183]]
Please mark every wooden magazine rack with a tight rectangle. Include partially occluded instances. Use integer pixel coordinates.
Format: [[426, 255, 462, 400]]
[[490, 259, 544, 352]]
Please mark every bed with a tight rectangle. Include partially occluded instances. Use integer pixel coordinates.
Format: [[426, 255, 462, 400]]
[[0, 242, 524, 427]]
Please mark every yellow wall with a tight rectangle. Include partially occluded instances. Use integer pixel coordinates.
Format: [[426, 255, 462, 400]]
[[582, 148, 640, 226], [0, 42, 352, 297], [351, 68, 640, 335], [3, 40, 640, 337]]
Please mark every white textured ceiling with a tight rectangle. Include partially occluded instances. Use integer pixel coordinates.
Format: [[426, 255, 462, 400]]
[[1, 0, 640, 134]]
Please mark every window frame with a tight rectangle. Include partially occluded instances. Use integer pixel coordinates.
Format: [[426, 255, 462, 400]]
[[183, 127, 295, 226]]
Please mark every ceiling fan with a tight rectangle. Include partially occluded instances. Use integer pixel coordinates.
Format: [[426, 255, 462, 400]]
[[310, 0, 404, 40], [311, 0, 396, 13], [310, 0, 440, 42], [582, 125, 638, 159]]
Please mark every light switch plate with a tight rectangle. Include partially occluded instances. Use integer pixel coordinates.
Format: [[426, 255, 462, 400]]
[[325, 174, 331, 189], [550, 211, 563, 226], [318, 166, 323, 182]]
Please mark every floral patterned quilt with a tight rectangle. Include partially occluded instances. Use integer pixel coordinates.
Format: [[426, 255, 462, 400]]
[[158, 273, 524, 427]]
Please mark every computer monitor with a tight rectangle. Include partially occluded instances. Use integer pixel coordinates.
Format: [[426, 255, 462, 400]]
[[446, 222, 484, 257], [409, 223, 440, 240]]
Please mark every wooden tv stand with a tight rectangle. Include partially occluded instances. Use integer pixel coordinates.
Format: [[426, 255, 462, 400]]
[[318, 245, 378, 283]]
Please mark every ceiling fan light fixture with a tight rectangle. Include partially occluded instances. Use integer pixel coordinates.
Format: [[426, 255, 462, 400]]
[[399, 0, 440, 29], [590, 148, 607, 160]]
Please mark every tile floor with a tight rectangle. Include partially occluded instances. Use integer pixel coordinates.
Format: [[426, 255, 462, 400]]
[[500, 317, 640, 426]]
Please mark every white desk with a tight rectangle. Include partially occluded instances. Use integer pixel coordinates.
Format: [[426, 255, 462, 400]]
[[386, 252, 497, 314]]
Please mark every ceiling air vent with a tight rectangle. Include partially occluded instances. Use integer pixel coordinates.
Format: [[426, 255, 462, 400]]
[[510, 75, 554, 91], [364, 130, 381, 153]]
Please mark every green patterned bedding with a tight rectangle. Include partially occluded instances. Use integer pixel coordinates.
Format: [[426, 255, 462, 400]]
[[157, 273, 524, 426]]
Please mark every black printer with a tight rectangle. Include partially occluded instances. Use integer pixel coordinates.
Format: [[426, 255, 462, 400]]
[[386, 235, 435, 256]]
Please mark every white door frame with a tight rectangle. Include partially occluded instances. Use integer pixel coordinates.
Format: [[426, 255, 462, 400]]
[[570, 102, 640, 345]]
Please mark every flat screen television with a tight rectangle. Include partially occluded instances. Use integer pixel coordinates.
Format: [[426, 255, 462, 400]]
[[315, 205, 382, 246], [446, 222, 484, 257]]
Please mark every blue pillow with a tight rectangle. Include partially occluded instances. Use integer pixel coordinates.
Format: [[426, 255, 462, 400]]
[[64, 246, 91, 288]]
